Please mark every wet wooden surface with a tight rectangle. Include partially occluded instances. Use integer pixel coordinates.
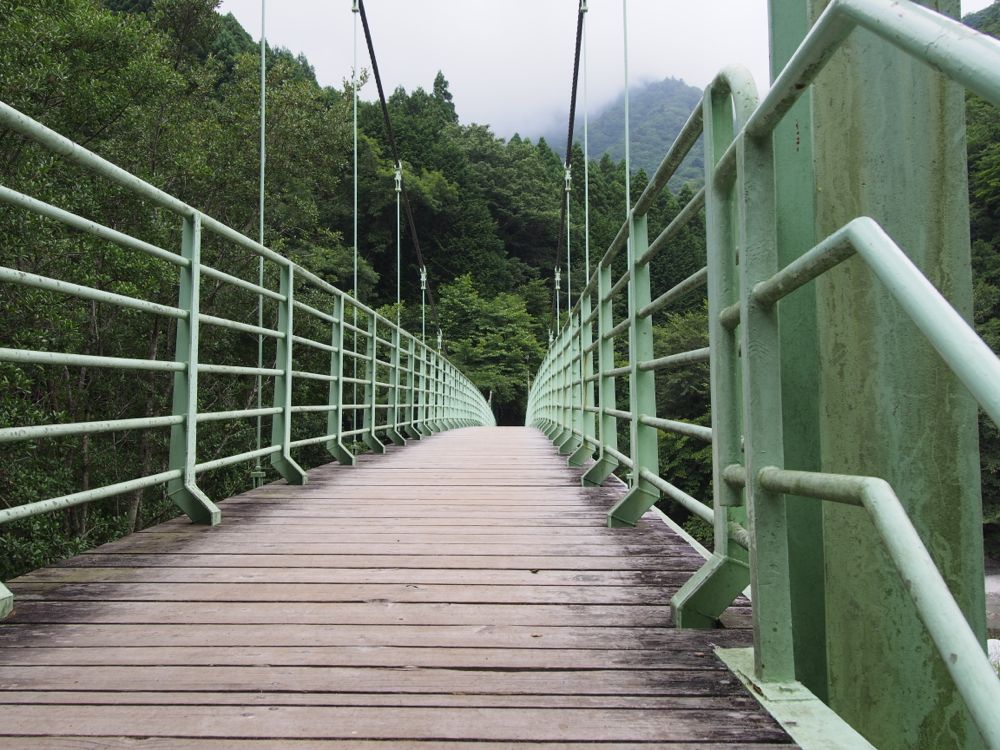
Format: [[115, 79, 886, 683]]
[[0, 426, 790, 748]]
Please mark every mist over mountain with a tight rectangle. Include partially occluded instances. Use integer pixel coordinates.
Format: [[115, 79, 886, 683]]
[[537, 76, 704, 186]]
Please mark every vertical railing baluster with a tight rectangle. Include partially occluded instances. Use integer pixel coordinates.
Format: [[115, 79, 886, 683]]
[[608, 214, 660, 527], [362, 313, 385, 453], [270, 263, 307, 484], [738, 127, 795, 683], [385, 325, 406, 445], [582, 258, 619, 486], [569, 288, 596, 466], [404, 336, 421, 439], [326, 293, 355, 465], [167, 214, 220, 523]]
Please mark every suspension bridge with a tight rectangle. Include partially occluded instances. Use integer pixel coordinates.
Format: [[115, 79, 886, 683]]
[[2, 0, 1000, 747]]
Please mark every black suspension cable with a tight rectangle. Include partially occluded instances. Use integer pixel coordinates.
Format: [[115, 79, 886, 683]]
[[357, 0, 439, 329], [553, 4, 586, 326]]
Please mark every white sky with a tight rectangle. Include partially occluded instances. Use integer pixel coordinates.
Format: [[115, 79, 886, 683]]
[[218, 0, 996, 138]]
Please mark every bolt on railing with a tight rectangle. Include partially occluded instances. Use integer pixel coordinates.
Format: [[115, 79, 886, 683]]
[[527, 2, 1000, 746], [0, 100, 495, 619]]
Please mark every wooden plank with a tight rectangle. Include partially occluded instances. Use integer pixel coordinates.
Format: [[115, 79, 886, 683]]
[[8, 582, 678, 605], [5, 601, 674, 626], [61, 553, 705, 570], [0, 426, 786, 747], [0, 623, 751, 650], [2, 740, 794, 750], [10, 566, 695, 586], [0, 705, 789, 742], [0, 645, 727, 670]]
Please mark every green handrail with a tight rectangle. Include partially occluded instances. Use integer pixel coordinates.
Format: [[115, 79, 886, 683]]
[[526, 1, 1000, 746], [0, 100, 495, 618]]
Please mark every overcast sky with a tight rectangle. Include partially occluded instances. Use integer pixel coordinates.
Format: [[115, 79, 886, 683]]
[[218, 0, 995, 138]]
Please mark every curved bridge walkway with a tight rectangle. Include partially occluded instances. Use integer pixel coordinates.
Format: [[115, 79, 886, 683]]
[[0, 427, 790, 748]]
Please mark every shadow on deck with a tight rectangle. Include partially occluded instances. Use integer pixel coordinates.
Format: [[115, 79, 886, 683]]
[[0, 426, 791, 748]]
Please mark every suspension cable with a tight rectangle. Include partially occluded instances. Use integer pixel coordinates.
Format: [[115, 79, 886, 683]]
[[552, 2, 586, 328], [253, 0, 266, 487], [357, 0, 439, 328], [582, 0, 590, 280]]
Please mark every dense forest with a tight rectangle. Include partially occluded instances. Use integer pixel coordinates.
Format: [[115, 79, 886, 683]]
[[0, 0, 997, 577], [543, 76, 705, 185]]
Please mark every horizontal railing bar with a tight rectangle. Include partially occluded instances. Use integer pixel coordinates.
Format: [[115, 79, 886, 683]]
[[199, 314, 283, 339], [287, 433, 338, 449], [604, 444, 633, 469], [195, 445, 281, 474], [0, 347, 182, 372], [637, 187, 707, 269], [720, 303, 741, 330], [292, 300, 335, 324], [606, 365, 630, 378], [639, 468, 713, 524], [0, 415, 182, 444], [758, 465, 1000, 745], [290, 404, 338, 413], [341, 376, 368, 385], [201, 265, 284, 302], [608, 268, 632, 300], [0, 470, 181, 525], [639, 415, 713, 442], [604, 317, 630, 341], [290, 371, 336, 382], [0, 185, 186, 267], [604, 408, 632, 420], [197, 407, 281, 423], [291, 335, 337, 353], [198, 363, 280, 377], [639, 267, 709, 319], [0, 266, 185, 319], [638, 347, 710, 372]]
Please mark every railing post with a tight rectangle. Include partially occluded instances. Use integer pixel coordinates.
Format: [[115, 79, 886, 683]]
[[362, 313, 385, 453], [558, 316, 584, 455], [672, 82, 751, 629], [270, 263, 307, 484], [166, 214, 221, 524], [607, 213, 660, 527], [568, 289, 596, 466], [403, 336, 421, 439], [581, 258, 618, 486], [416, 343, 431, 435], [739, 128, 794, 682], [326, 293, 355, 465], [385, 325, 406, 445]]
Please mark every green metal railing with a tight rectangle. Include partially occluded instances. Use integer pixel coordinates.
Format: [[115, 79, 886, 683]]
[[0, 100, 494, 617], [526, 1, 1000, 746]]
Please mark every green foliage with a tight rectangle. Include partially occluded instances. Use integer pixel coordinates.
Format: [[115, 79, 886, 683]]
[[545, 77, 705, 187]]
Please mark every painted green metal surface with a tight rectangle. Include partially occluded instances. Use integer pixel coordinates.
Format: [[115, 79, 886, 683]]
[[526, 2, 1000, 746], [0, 98, 493, 617]]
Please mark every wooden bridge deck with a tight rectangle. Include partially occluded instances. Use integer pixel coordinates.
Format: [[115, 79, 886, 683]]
[[0, 426, 791, 748]]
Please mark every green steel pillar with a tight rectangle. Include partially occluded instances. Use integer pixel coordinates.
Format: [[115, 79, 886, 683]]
[[608, 214, 660, 527], [809, 1, 986, 745], [326, 293, 356, 466], [269, 263, 307, 484], [768, 0, 827, 699], [167, 214, 221, 524]]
